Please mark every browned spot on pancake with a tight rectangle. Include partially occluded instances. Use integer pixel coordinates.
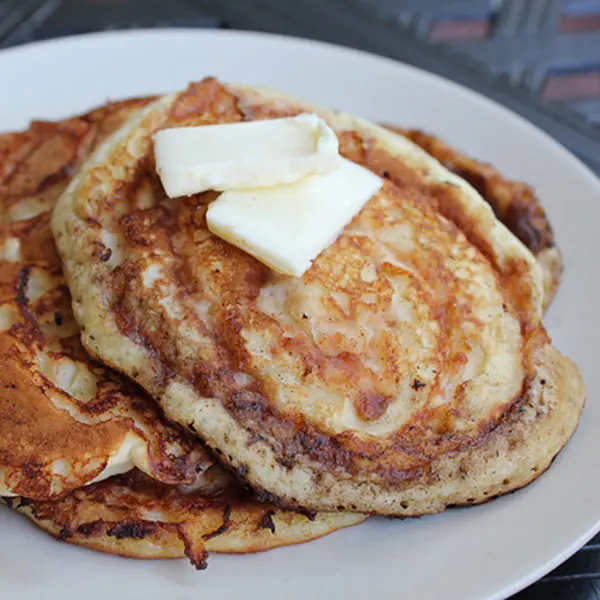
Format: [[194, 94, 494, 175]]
[[388, 128, 556, 254], [336, 130, 367, 165], [0, 119, 94, 195], [258, 509, 276, 533], [106, 521, 157, 540], [202, 503, 232, 540], [0, 99, 213, 499], [503, 197, 551, 254], [168, 77, 243, 127], [77, 521, 104, 536], [2, 213, 59, 265], [84, 97, 157, 147], [93, 243, 112, 263], [0, 263, 24, 301], [366, 143, 427, 191], [355, 393, 391, 421], [0, 334, 130, 497]]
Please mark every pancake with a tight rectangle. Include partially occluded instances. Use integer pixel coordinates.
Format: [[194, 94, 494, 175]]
[[387, 127, 562, 308], [0, 102, 213, 499], [0, 99, 367, 561], [52, 78, 585, 515], [7, 467, 365, 568]]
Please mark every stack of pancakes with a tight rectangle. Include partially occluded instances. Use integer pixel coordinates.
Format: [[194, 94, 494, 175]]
[[0, 78, 584, 568]]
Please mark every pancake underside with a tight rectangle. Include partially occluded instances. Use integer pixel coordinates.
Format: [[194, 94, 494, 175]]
[[4, 469, 366, 568], [50, 79, 584, 516]]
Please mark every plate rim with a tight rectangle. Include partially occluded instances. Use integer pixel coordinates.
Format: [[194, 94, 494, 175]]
[[1, 27, 598, 183]]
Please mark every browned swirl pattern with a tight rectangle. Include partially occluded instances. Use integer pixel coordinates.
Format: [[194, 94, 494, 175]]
[[386, 127, 562, 307], [0, 100, 211, 500]]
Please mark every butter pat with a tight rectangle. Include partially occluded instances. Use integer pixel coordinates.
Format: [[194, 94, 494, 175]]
[[206, 159, 383, 277], [154, 114, 340, 197]]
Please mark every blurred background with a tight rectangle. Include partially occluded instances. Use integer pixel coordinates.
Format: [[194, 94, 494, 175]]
[[1, 0, 599, 174], [1, 1, 599, 598]]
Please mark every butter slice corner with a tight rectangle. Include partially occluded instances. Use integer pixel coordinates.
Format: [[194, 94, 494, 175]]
[[206, 158, 383, 277], [154, 113, 341, 198]]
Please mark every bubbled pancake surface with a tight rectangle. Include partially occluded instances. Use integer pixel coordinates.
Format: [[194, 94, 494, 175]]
[[52, 79, 585, 515]]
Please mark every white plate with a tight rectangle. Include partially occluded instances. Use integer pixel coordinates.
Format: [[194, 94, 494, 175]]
[[0, 29, 598, 600]]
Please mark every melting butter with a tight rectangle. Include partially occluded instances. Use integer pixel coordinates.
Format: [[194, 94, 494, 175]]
[[154, 113, 340, 197], [206, 158, 382, 277]]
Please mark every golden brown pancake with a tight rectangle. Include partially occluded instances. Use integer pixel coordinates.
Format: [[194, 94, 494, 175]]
[[7, 468, 365, 569], [0, 102, 212, 499], [386, 127, 562, 308], [0, 99, 367, 563], [52, 78, 585, 516]]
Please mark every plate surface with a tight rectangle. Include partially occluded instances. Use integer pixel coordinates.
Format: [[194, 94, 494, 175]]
[[1, 29, 598, 600]]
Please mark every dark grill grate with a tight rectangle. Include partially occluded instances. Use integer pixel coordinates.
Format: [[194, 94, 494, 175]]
[[0, 0, 224, 47], [359, 0, 600, 129]]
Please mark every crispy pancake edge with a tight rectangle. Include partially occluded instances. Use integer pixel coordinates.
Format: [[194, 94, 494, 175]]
[[387, 127, 562, 309], [3, 470, 365, 567]]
